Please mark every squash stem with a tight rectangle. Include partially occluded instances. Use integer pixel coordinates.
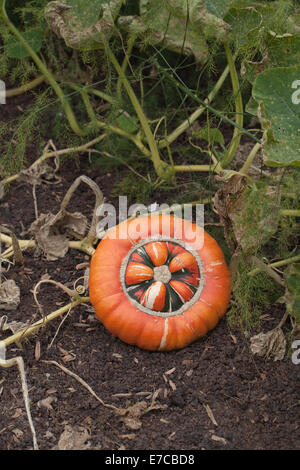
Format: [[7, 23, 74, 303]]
[[248, 254, 300, 277], [174, 164, 219, 173], [5, 74, 45, 97], [221, 42, 244, 168], [240, 141, 262, 175], [116, 34, 137, 102], [105, 44, 173, 180], [279, 209, 300, 217], [0, 297, 90, 349]]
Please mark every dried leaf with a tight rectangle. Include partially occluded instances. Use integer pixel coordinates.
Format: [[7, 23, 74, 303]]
[[118, 399, 167, 430], [45, 0, 123, 50], [20, 159, 60, 186], [30, 211, 87, 260], [213, 174, 248, 252], [37, 396, 57, 411], [119, 401, 148, 430], [213, 175, 280, 254], [12, 428, 24, 439], [54, 425, 91, 450], [0, 280, 20, 310], [250, 327, 286, 361], [29, 175, 103, 259], [1, 318, 28, 335], [12, 409, 23, 419]]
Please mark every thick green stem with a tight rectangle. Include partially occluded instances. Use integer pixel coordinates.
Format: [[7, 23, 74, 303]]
[[5, 74, 45, 97], [174, 164, 220, 173], [248, 254, 300, 277], [0, 297, 90, 349], [105, 45, 173, 180], [221, 43, 244, 168], [116, 34, 137, 101], [280, 209, 300, 217], [240, 141, 262, 175], [95, 121, 150, 157], [1, 0, 85, 136], [84, 86, 115, 105]]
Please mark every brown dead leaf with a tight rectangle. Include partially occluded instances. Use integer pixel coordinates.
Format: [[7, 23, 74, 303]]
[[213, 174, 247, 252], [1, 317, 28, 335], [19, 149, 60, 187], [213, 175, 280, 255], [12, 428, 24, 439], [30, 211, 87, 260], [118, 399, 167, 431], [12, 408, 23, 419], [119, 402, 148, 430], [54, 425, 91, 450], [250, 327, 286, 361], [37, 396, 57, 411], [0, 279, 20, 310]]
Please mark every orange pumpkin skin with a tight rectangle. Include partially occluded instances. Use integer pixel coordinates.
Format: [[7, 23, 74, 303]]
[[89, 215, 231, 351]]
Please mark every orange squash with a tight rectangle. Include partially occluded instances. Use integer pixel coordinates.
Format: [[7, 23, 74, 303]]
[[89, 215, 231, 351]]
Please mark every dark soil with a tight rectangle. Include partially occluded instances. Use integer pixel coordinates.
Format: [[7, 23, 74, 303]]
[[0, 92, 299, 452]]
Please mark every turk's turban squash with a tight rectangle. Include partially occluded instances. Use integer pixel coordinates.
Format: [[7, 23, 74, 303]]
[[89, 215, 231, 351]]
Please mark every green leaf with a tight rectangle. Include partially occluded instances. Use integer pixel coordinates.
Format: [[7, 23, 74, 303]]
[[252, 64, 300, 167], [245, 95, 259, 117], [242, 35, 300, 86], [5, 30, 43, 58], [224, 7, 262, 47], [118, 0, 230, 63], [206, 0, 232, 19], [193, 126, 225, 146], [116, 112, 139, 134], [266, 35, 300, 68], [65, 0, 104, 30]]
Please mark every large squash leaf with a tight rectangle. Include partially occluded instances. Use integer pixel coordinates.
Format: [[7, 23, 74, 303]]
[[252, 64, 300, 167], [205, 0, 232, 19], [45, 0, 123, 50], [118, 0, 230, 63], [223, 7, 261, 47]]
